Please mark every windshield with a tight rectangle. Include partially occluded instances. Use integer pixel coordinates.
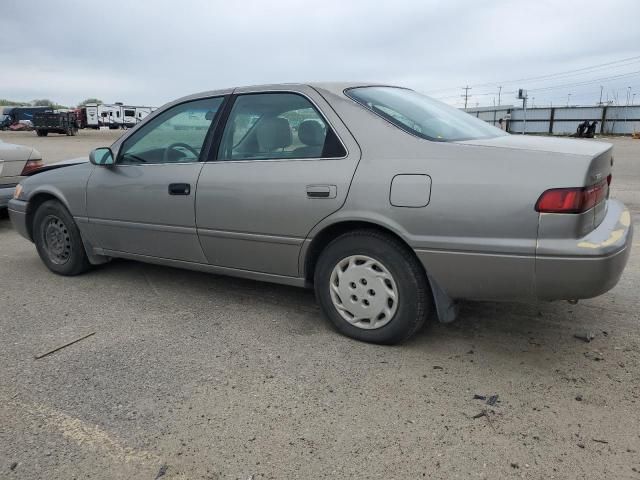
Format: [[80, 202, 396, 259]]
[[345, 86, 507, 142]]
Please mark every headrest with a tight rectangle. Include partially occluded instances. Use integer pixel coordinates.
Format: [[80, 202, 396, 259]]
[[256, 117, 291, 151], [297, 120, 325, 147]]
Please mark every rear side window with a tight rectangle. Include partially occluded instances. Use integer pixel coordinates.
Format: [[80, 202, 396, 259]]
[[346, 86, 507, 142], [217, 92, 346, 161]]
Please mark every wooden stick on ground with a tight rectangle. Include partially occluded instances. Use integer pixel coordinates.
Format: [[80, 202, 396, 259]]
[[34, 332, 96, 359]]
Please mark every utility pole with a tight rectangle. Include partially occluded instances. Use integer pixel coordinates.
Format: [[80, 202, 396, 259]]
[[625, 86, 631, 128], [462, 85, 471, 109], [567, 93, 571, 107], [498, 86, 502, 106], [599, 85, 603, 105]]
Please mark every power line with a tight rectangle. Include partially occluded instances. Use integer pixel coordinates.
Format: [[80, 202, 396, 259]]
[[425, 55, 640, 94], [526, 70, 640, 92], [470, 56, 640, 88], [436, 72, 640, 105]]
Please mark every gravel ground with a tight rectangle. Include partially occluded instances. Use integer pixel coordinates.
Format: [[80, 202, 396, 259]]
[[0, 132, 639, 479]]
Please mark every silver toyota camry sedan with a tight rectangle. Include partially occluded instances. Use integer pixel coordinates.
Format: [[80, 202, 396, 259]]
[[8, 83, 633, 344]]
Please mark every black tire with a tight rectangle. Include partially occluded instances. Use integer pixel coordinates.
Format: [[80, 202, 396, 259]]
[[36, 130, 48, 137], [314, 230, 431, 345], [33, 200, 90, 276]]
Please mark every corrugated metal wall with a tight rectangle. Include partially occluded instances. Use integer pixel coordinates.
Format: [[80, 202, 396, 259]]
[[465, 105, 640, 135]]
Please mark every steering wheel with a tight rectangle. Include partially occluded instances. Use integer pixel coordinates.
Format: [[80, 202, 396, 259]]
[[163, 142, 199, 163]]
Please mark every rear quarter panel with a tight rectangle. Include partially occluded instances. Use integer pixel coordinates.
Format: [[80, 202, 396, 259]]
[[310, 88, 601, 300]]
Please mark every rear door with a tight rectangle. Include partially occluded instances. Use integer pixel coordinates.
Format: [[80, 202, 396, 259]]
[[86, 96, 226, 262], [196, 86, 361, 277]]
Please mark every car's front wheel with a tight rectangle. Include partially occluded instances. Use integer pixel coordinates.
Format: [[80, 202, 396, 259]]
[[33, 200, 90, 276], [314, 230, 431, 344]]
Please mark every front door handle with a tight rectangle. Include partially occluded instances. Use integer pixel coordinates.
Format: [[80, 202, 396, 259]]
[[306, 184, 337, 199], [168, 183, 191, 195]]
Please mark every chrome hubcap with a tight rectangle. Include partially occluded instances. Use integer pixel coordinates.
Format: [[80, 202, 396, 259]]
[[329, 255, 398, 329], [42, 215, 71, 264]]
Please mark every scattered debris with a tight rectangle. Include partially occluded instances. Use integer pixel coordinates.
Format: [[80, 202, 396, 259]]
[[34, 332, 96, 359], [155, 464, 168, 479], [472, 411, 487, 419], [577, 443, 585, 449], [432, 365, 443, 370], [574, 332, 595, 343], [511, 462, 520, 469], [592, 439, 609, 444], [575, 395, 583, 401], [486, 395, 499, 406], [584, 351, 604, 362], [9, 462, 17, 471], [473, 394, 486, 401]]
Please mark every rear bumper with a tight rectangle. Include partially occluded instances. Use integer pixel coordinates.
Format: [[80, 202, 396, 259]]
[[0, 184, 17, 208], [535, 199, 633, 300], [7, 198, 31, 240]]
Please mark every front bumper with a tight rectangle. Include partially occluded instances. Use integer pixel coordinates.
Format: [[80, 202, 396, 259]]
[[7, 198, 31, 241], [0, 184, 17, 208], [536, 199, 633, 300]]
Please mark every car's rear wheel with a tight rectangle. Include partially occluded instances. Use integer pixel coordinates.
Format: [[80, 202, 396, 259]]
[[33, 200, 90, 276], [314, 230, 430, 344], [36, 130, 48, 137]]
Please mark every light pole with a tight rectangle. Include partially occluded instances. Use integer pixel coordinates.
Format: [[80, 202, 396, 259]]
[[567, 93, 571, 107]]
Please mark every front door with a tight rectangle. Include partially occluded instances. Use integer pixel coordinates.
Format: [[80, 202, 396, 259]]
[[196, 87, 361, 277], [86, 96, 225, 262]]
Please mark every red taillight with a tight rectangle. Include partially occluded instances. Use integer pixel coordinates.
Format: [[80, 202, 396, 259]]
[[535, 179, 608, 214], [21, 158, 44, 175]]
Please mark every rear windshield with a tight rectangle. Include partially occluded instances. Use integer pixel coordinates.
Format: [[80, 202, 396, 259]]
[[345, 86, 507, 142]]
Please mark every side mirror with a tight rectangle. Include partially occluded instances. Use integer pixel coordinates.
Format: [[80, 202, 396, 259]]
[[89, 147, 114, 166]]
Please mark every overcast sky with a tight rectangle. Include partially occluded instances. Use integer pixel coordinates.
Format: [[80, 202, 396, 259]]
[[2, 0, 639, 108]]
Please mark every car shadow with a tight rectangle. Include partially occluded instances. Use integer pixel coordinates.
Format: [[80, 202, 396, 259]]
[[90, 257, 609, 365]]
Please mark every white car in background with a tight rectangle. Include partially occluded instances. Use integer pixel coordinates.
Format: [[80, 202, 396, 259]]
[[0, 140, 43, 209]]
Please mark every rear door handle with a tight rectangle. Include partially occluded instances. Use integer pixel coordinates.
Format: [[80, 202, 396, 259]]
[[168, 183, 191, 195], [306, 184, 337, 199]]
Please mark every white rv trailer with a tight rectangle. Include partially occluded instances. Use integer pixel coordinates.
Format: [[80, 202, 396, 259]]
[[83, 103, 154, 129], [122, 106, 153, 127]]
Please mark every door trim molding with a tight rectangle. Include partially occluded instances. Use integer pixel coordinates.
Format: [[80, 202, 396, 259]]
[[89, 217, 196, 235], [197, 228, 304, 245]]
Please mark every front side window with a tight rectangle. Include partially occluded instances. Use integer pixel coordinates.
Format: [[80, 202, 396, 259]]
[[217, 92, 345, 161], [118, 97, 223, 164], [346, 86, 507, 142]]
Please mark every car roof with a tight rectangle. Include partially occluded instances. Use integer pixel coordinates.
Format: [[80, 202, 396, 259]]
[[177, 82, 396, 103]]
